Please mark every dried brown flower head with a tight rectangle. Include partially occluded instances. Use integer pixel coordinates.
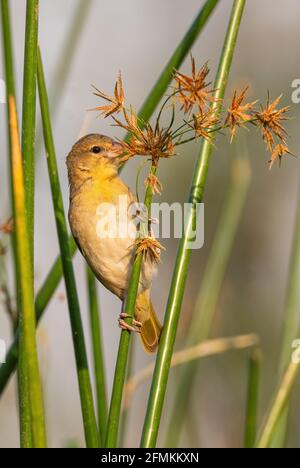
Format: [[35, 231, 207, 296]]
[[92, 72, 125, 118], [132, 236, 165, 264], [192, 110, 220, 142], [145, 174, 163, 195], [268, 144, 294, 169], [255, 94, 290, 151], [115, 108, 175, 164], [174, 57, 216, 114], [225, 87, 257, 142], [0, 218, 13, 234]]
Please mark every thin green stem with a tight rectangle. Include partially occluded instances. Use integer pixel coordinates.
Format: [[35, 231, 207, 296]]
[[119, 340, 136, 447], [244, 348, 262, 448], [256, 361, 300, 449], [141, 0, 247, 448], [1, 0, 46, 448], [20, 0, 39, 447], [165, 140, 250, 448], [105, 166, 157, 448], [22, 0, 39, 255], [270, 176, 300, 447], [86, 266, 107, 446], [37, 49, 99, 448]]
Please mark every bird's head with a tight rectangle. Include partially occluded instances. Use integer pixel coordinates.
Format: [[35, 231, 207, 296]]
[[67, 133, 124, 185]]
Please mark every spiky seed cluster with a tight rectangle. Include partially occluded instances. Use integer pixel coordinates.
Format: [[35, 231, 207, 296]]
[[268, 144, 294, 170], [131, 236, 165, 264], [114, 109, 174, 166], [255, 95, 293, 167], [192, 110, 220, 142], [174, 57, 216, 114], [92, 57, 294, 170], [92, 72, 125, 118], [225, 87, 257, 142]]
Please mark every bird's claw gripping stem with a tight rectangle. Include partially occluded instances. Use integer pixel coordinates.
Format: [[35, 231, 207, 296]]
[[118, 312, 142, 333]]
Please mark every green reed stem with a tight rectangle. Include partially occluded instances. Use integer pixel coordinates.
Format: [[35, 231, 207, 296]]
[[105, 166, 157, 448], [19, 0, 40, 448], [22, 0, 39, 253], [244, 348, 262, 448], [37, 49, 99, 448], [1, 0, 46, 448], [256, 361, 300, 448], [86, 266, 107, 445], [141, 0, 247, 448]]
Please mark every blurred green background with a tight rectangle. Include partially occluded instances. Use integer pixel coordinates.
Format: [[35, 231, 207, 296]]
[[0, 0, 300, 448]]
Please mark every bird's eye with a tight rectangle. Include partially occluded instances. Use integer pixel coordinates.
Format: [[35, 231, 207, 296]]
[[91, 146, 102, 154]]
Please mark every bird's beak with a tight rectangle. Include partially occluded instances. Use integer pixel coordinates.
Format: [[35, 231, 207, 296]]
[[107, 141, 124, 160]]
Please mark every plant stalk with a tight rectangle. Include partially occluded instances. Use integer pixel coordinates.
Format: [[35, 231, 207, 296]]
[[140, 0, 247, 448]]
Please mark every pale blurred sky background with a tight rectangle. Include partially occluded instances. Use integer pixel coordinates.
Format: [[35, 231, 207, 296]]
[[1, 0, 300, 448]]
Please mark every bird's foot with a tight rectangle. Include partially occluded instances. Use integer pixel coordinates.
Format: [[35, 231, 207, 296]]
[[118, 313, 142, 333]]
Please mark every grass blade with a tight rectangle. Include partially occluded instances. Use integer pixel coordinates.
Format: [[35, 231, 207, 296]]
[[22, 0, 39, 252], [256, 361, 300, 448], [244, 348, 262, 448], [140, 0, 247, 448], [37, 49, 99, 448], [20, 0, 40, 447], [86, 266, 107, 445], [124, 334, 259, 408]]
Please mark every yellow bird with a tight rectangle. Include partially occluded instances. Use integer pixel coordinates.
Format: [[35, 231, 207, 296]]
[[67, 134, 162, 353]]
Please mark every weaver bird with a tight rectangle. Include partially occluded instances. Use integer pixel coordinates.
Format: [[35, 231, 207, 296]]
[[67, 134, 162, 353]]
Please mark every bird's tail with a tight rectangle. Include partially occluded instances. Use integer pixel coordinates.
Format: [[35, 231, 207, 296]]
[[136, 291, 162, 354]]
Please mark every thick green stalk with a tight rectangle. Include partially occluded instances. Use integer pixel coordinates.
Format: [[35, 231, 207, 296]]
[[0, 0, 32, 447], [1, 0, 46, 448], [86, 266, 107, 446], [256, 361, 300, 449], [0, 236, 77, 395], [22, 0, 39, 252], [37, 49, 99, 448], [0, 0, 217, 396], [270, 178, 300, 447], [141, 0, 247, 448], [105, 166, 157, 448], [244, 348, 261, 448], [20, 0, 40, 447], [165, 142, 251, 447]]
